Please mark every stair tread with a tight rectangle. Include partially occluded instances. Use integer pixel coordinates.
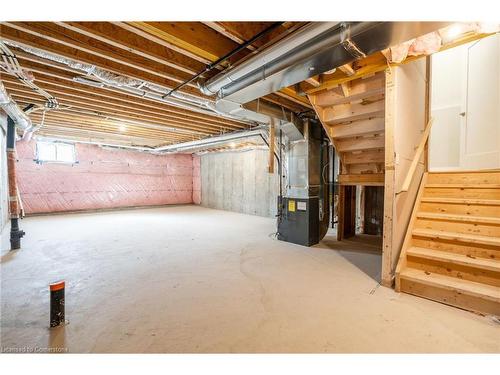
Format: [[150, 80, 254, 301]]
[[416, 212, 500, 225], [412, 228, 500, 247], [400, 268, 500, 302], [407, 247, 500, 272], [420, 197, 500, 206], [426, 184, 500, 189]]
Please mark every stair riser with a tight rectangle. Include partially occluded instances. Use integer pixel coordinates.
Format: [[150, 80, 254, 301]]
[[399, 278, 500, 316], [424, 187, 500, 200], [419, 202, 500, 217], [415, 218, 500, 237], [407, 257, 500, 287], [412, 238, 499, 260], [427, 172, 500, 185]]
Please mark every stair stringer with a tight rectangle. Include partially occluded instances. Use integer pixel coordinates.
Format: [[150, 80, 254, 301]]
[[395, 172, 428, 292]]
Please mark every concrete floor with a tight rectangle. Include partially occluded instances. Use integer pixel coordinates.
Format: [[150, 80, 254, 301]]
[[1, 205, 498, 353]]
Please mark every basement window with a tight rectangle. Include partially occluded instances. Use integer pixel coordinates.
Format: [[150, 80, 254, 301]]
[[36, 141, 76, 164]]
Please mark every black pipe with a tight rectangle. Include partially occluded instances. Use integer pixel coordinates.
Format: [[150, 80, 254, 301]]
[[6, 116, 25, 249], [6, 116, 15, 149], [277, 127, 283, 222], [163, 22, 284, 99]]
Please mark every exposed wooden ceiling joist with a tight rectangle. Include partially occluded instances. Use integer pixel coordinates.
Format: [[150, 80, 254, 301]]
[[0, 21, 311, 146]]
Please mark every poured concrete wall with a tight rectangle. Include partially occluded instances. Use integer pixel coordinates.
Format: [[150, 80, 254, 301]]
[[0, 112, 8, 231], [192, 154, 201, 204], [15, 140, 195, 214], [200, 149, 278, 217]]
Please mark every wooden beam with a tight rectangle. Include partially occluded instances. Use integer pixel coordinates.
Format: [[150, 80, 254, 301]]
[[0, 23, 202, 97], [202, 22, 255, 49], [112, 22, 212, 65], [3, 80, 237, 134], [400, 118, 434, 193], [263, 92, 310, 112], [206, 22, 303, 50], [56, 22, 204, 75], [2, 22, 195, 84], [338, 63, 356, 76], [2, 75, 241, 131], [34, 125, 169, 146], [323, 99, 385, 125], [330, 118, 386, 140], [338, 173, 385, 186], [340, 82, 350, 97], [306, 77, 321, 88], [275, 88, 312, 109], [343, 149, 385, 165], [125, 22, 244, 65], [1, 58, 246, 129]]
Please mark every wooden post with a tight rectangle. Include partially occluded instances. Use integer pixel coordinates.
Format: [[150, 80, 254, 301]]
[[382, 67, 396, 287], [424, 56, 431, 172], [268, 119, 275, 174], [359, 185, 365, 234], [337, 185, 345, 241]]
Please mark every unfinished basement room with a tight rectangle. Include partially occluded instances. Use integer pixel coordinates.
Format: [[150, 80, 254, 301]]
[[1, 3, 499, 365]]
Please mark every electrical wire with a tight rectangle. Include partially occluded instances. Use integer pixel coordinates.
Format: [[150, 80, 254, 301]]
[[0, 41, 59, 110]]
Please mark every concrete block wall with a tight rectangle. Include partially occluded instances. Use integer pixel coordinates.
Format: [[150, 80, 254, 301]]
[[15, 140, 195, 214], [0, 112, 8, 232], [200, 149, 278, 217]]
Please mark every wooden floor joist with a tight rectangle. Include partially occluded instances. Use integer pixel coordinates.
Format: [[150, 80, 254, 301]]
[[0, 21, 309, 146]]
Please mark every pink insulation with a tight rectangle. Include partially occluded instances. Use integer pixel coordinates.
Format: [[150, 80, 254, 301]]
[[15, 140, 197, 214], [383, 31, 442, 63], [192, 154, 201, 205]]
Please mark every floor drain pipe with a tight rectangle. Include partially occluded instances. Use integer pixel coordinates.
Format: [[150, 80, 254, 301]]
[[6, 116, 25, 250]]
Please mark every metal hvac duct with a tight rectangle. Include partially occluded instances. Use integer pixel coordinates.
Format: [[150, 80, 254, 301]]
[[0, 81, 31, 130], [155, 127, 268, 153], [199, 21, 447, 104]]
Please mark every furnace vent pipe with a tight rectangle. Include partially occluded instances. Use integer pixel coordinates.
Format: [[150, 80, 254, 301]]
[[6, 116, 25, 249]]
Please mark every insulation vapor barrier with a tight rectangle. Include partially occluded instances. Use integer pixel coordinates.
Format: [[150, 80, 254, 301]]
[[15, 141, 198, 214]]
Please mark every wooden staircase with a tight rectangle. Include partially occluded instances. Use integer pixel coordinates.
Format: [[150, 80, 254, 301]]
[[308, 71, 385, 186], [396, 171, 500, 316]]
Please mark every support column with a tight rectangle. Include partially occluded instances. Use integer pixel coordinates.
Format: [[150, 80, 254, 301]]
[[6, 116, 24, 250]]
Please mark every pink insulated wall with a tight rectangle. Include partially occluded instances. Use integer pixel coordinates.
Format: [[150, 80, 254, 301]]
[[15, 140, 197, 214]]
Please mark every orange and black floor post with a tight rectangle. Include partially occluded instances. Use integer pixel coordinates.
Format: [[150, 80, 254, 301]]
[[49, 281, 65, 328]]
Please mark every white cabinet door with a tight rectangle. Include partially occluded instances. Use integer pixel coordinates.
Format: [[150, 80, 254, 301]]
[[461, 33, 500, 169]]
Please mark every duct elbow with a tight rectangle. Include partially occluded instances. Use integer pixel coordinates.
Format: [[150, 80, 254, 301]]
[[197, 77, 217, 96]]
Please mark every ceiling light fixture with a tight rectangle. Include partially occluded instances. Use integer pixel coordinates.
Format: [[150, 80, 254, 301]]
[[444, 24, 465, 40]]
